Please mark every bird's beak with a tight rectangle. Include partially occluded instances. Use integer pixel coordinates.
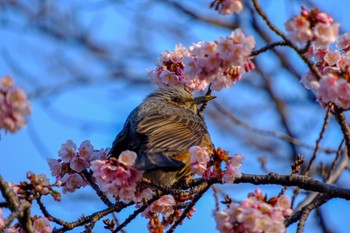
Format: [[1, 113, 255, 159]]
[[192, 95, 216, 105]]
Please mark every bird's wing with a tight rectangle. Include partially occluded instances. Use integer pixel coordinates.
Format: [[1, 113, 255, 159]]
[[134, 107, 208, 170], [137, 106, 208, 155]]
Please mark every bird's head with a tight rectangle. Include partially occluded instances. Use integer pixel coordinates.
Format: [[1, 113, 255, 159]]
[[151, 86, 216, 113]]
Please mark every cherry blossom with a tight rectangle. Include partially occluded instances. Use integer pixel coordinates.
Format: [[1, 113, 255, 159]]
[[215, 189, 292, 233], [337, 32, 350, 51], [61, 173, 87, 193], [32, 216, 51, 233], [48, 140, 109, 193], [210, 0, 243, 15], [58, 139, 77, 163], [222, 154, 243, 183], [148, 29, 255, 92], [11, 172, 61, 202], [143, 195, 176, 218], [285, 7, 339, 48], [285, 15, 312, 44], [90, 157, 145, 203], [0, 215, 51, 233], [189, 146, 211, 175], [118, 150, 137, 167], [300, 32, 350, 110], [0, 76, 31, 133]]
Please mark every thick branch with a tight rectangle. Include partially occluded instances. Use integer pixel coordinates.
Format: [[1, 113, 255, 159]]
[[0, 175, 34, 233]]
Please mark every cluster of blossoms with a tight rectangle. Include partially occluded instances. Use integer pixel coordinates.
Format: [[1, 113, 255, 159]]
[[190, 147, 243, 183], [210, 0, 243, 15], [142, 195, 196, 233], [10, 172, 60, 202], [0, 214, 51, 233], [215, 189, 293, 233], [301, 35, 350, 109], [148, 29, 255, 92], [285, 6, 339, 47], [0, 76, 31, 133], [286, 7, 350, 110], [1, 175, 53, 232], [90, 150, 153, 203], [49, 140, 153, 202], [143, 195, 176, 220], [48, 140, 109, 193]]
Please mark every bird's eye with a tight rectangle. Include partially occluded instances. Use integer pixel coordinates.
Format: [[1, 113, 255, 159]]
[[172, 97, 181, 103]]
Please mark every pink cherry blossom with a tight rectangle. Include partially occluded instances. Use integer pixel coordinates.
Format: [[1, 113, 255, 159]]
[[300, 29, 350, 110], [70, 156, 90, 172], [90, 156, 144, 203], [285, 7, 339, 48], [301, 70, 350, 110], [337, 32, 350, 51], [53, 140, 110, 177], [277, 195, 293, 216], [189, 146, 211, 175], [118, 150, 137, 166], [78, 140, 94, 159], [337, 54, 350, 71], [314, 23, 340, 48], [89, 148, 109, 161], [285, 15, 312, 44], [215, 189, 292, 233], [58, 139, 77, 163], [317, 74, 339, 103], [33, 217, 51, 233], [324, 50, 341, 66], [26, 172, 52, 196], [148, 29, 255, 92], [143, 195, 175, 218], [134, 188, 154, 203], [47, 158, 62, 177], [61, 173, 87, 193], [211, 0, 243, 16], [0, 76, 31, 133], [222, 154, 243, 183], [222, 0, 243, 15]]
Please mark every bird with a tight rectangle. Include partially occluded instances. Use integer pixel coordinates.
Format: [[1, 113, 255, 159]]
[[109, 85, 215, 187]]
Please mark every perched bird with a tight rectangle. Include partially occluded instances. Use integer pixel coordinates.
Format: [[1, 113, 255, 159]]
[[109, 86, 215, 187]]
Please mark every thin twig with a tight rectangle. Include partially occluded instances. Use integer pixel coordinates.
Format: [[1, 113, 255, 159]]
[[198, 83, 213, 117], [292, 109, 331, 205], [315, 207, 332, 233], [304, 108, 331, 176], [295, 151, 348, 212], [286, 194, 330, 228], [250, 41, 289, 57], [166, 182, 212, 233], [255, 63, 298, 159], [52, 202, 133, 232], [212, 186, 220, 212], [113, 196, 159, 233], [82, 170, 113, 207], [326, 140, 344, 180]]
